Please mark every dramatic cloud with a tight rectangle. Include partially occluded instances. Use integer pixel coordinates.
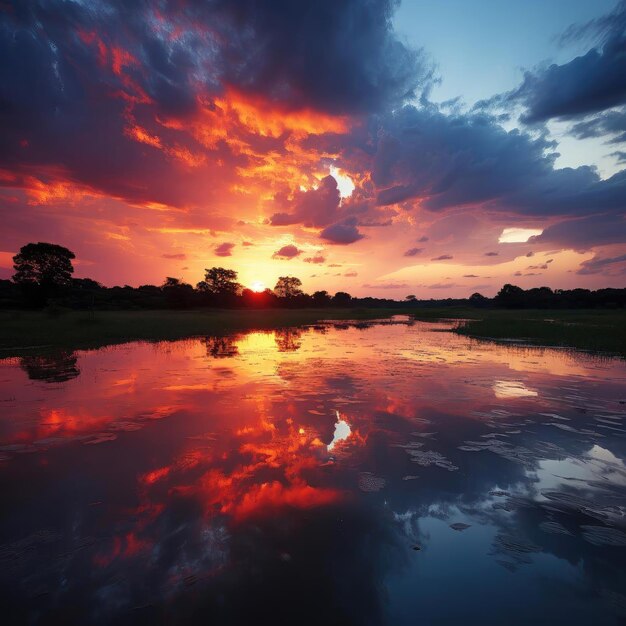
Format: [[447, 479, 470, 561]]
[[0, 0, 428, 213], [270, 176, 341, 228], [510, 40, 626, 123], [211, 0, 430, 115], [320, 217, 364, 245], [215, 242, 235, 257], [403, 247, 423, 257], [431, 254, 453, 261], [0, 0, 624, 297], [612, 150, 626, 163], [372, 105, 626, 219], [577, 253, 626, 275], [531, 214, 626, 250], [569, 110, 626, 143], [273, 244, 302, 259]]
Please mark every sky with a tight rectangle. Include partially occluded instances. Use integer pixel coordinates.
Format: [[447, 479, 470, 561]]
[[0, 0, 625, 298]]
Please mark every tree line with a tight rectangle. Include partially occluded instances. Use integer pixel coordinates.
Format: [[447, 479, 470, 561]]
[[1, 242, 624, 310]]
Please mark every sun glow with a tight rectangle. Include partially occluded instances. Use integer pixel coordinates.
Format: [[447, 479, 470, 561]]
[[250, 280, 265, 293]]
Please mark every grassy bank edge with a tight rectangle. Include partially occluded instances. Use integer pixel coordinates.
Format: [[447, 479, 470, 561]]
[[0, 308, 409, 356], [1, 307, 624, 358], [412, 308, 626, 358]]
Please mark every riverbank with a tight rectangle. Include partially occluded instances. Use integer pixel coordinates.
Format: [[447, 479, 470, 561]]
[[0, 308, 405, 355], [412, 308, 626, 357], [0, 307, 624, 358]]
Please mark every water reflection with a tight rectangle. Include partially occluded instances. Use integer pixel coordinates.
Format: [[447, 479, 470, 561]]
[[274, 328, 303, 352], [19, 350, 80, 383], [202, 335, 239, 358], [0, 320, 625, 624]]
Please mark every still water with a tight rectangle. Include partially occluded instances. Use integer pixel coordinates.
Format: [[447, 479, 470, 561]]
[[0, 318, 625, 625]]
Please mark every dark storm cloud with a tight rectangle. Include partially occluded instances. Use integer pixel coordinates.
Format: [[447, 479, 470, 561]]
[[210, 0, 430, 114], [530, 213, 626, 250], [576, 253, 626, 275], [320, 217, 364, 244], [503, 2, 626, 123], [370, 104, 626, 240], [569, 109, 626, 143], [0, 0, 428, 208], [500, 1, 626, 124], [611, 150, 626, 163], [270, 176, 341, 228], [510, 37, 626, 123]]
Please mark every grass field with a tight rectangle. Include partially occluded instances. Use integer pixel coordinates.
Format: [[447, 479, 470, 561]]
[[0, 307, 624, 358], [412, 308, 626, 357], [0, 308, 406, 356]]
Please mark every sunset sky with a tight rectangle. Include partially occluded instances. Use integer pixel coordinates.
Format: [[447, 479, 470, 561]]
[[1, 0, 625, 297]]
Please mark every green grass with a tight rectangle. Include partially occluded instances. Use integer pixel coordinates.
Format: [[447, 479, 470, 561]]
[[412, 307, 626, 357], [0, 308, 407, 356]]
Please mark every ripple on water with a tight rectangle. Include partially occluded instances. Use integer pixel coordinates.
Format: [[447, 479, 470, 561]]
[[358, 472, 386, 492], [580, 525, 626, 547]]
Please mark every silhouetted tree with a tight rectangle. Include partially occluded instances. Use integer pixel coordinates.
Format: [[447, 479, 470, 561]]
[[274, 276, 303, 299], [495, 284, 525, 308], [197, 267, 241, 295], [469, 292, 489, 307], [13, 242, 75, 306], [161, 277, 194, 308], [312, 290, 331, 306], [332, 291, 352, 307], [405, 294, 417, 302]]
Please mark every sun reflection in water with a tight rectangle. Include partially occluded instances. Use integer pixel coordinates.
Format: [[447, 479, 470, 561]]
[[493, 379, 538, 399], [328, 411, 351, 451]]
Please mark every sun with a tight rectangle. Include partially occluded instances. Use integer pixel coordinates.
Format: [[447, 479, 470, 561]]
[[250, 280, 265, 293]]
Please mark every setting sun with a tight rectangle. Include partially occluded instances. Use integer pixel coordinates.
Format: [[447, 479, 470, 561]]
[[250, 280, 265, 293]]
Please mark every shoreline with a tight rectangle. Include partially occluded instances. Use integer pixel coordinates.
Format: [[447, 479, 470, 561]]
[[1, 307, 624, 358]]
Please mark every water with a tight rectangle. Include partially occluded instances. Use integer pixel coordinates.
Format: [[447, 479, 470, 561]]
[[0, 318, 625, 625]]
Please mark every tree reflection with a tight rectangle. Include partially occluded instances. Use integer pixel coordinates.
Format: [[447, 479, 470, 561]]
[[19, 351, 80, 382], [202, 336, 239, 358], [274, 328, 302, 352]]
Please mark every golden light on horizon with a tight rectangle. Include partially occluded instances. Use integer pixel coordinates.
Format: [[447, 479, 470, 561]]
[[250, 280, 265, 293]]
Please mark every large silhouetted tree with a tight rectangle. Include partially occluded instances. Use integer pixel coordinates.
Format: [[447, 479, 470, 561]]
[[495, 284, 525, 308], [12, 242, 76, 305], [274, 276, 303, 299], [197, 267, 241, 295]]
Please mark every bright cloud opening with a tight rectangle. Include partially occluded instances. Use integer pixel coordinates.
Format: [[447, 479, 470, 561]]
[[329, 166, 355, 199], [498, 228, 543, 243]]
